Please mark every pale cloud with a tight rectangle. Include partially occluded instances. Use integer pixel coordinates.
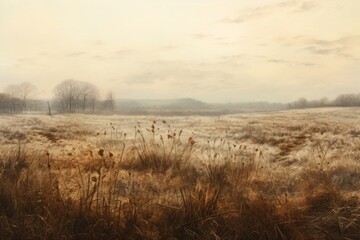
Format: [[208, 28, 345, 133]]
[[266, 58, 315, 67], [0, 0, 359, 102], [192, 33, 210, 40], [292, 1, 317, 13], [303, 46, 349, 57], [159, 45, 178, 51], [67, 51, 87, 57], [93, 40, 105, 46], [223, 0, 317, 23], [124, 72, 165, 85], [279, 35, 360, 59], [16, 58, 33, 63], [114, 49, 135, 56], [221, 54, 315, 67]]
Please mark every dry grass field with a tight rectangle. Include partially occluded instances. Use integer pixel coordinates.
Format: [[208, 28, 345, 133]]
[[1, 107, 360, 239]]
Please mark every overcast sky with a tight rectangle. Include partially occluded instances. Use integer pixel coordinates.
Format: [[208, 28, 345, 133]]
[[0, 0, 359, 103]]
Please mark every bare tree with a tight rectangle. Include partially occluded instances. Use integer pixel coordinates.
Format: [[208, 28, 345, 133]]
[[54, 79, 100, 113], [4, 82, 37, 112], [288, 97, 308, 109], [54, 79, 81, 112], [5, 84, 21, 113], [333, 94, 360, 107], [89, 85, 100, 113], [319, 97, 329, 107], [78, 81, 99, 112], [47, 101, 52, 116], [18, 82, 37, 111], [0, 93, 19, 114], [104, 91, 114, 112]]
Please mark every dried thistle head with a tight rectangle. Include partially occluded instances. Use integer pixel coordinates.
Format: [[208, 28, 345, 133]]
[[188, 137, 196, 146], [151, 124, 155, 133], [98, 149, 104, 157]]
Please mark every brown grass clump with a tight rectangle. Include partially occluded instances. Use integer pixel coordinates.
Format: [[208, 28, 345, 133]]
[[1, 111, 360, 240], [0, 145, 155, 239], [123, 122, 196, 175]]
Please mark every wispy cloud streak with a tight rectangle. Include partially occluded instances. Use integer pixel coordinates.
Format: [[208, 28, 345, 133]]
[[223, 0, 317, 23]]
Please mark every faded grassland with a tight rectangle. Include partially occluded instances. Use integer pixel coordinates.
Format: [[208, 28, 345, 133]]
[[0, 108, 360, 239]]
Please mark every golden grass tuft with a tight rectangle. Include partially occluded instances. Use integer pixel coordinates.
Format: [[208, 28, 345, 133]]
[[1, 110, 360, 239]]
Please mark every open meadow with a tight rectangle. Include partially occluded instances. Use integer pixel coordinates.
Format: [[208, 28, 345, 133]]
[[1, 108, 360, 239]]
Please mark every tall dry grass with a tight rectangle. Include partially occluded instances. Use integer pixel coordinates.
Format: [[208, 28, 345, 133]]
[[1, 122, 360, 240]]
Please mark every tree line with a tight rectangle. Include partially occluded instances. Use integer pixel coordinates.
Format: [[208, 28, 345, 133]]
[[287, 94, 360, 109], [0, 79, 360, 114], [0, 82, 37, 114], [0, 79, 114, 114]]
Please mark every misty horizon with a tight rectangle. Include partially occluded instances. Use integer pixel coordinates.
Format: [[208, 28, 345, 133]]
[[1, 74, 359, 104], [2, 79, 359, 105]]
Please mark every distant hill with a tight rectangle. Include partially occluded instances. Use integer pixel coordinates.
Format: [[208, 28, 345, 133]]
[[113, 98, 284, 115], [4, 98, 284, 116], [115, 98, 209, 109]]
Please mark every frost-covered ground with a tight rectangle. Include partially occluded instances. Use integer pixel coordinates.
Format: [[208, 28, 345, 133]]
[[1, 107, 360, 193], [1, 107, 360, 239], [1, 107, 359, 173]]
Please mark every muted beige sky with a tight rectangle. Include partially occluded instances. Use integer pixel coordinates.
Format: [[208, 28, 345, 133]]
[[0, 0, 359, 102]]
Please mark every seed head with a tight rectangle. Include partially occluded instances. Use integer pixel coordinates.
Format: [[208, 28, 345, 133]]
[[98, 149, 104, 157]]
